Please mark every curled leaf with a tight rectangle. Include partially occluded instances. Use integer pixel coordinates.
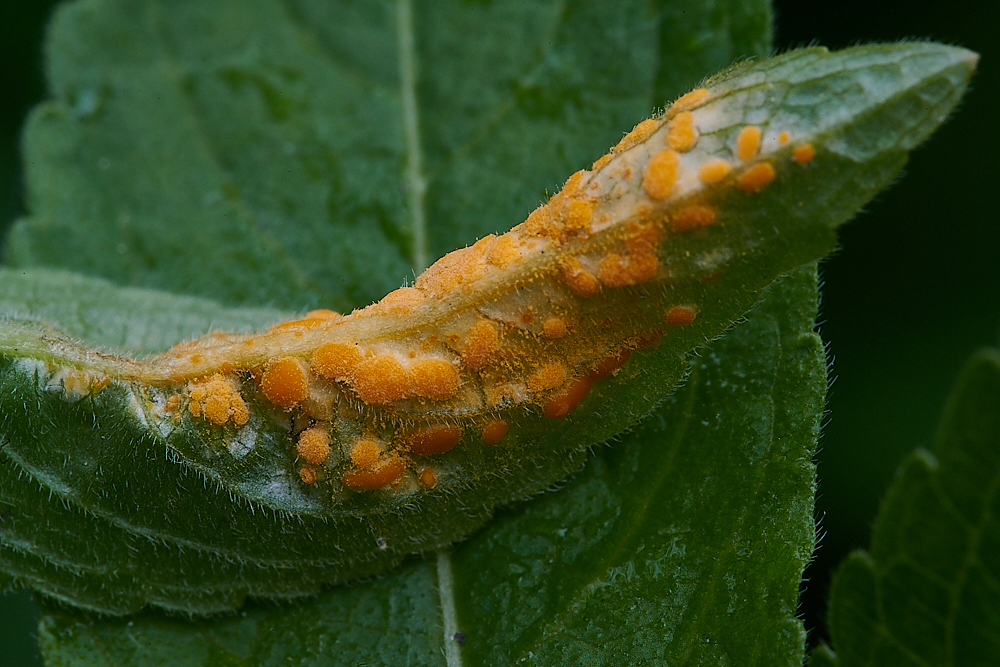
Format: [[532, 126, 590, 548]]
[[0, 42, 977, 614]]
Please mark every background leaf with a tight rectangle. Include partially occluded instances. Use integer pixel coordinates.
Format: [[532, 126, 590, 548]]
[[814, 348, 1000, 666]]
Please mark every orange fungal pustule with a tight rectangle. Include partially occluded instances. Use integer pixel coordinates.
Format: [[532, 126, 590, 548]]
[[409, 358, 460, 400], [614, 118, 658, 154], [793, 143, 816, 165], [342, 456, 405, 491], [526, 361, 567, 393], [642, 149, 681, 201], [187, 374, 249, 426], [598, 251, 657, 288], [462, 320, 500, 369], [481, 420, 508, 445], [414, 235, 493, 297], [671, 205, 716, 234], [407, 424, 463, 456], [267, 308, 338, 332], [486, 234, 520, 269], [598, 221, 662, 287], [297, 427, 331, 465], [589, 350, 632, 380], [541, 316, 569, 339], [299, 466, 319, 485], [666, 111, 699, 152], [311, 341, 363, 381], [351, 355, 409, 404], [543, 376, 593, 419], [670, 87, 709, 112], [564, 198, 595, 235], [349, 438, 382, 469], [736, 162, 777, 194], [373, 286, 426, 315], [417, 466, 438, 489], [261, 357, 309, 409], [591, 153, 613, 171], [304, 308, 340, 320], [664, 305, 697, 327], [698, 159, 732, 184], [560, 257, 601, 297], [736, 125, 762, 162]]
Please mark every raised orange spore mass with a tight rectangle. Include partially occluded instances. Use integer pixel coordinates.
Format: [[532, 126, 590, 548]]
[[527, 361, 567, 393], [664, 305, 697, 327], [543, 376, 593, 419], [670, 87, 709, 112], [417, 466, 438, 489], [350, 438, 382, 468], [408, 425, 463, 456], [409, 359, 460, 400], [698, 159, 732, 184], [311, 342, 363, 380], [261, 357, 308, 409], [736, 162, 777, 193], [343, 456, 405, 490], [666, 112, 699, 152], [297, 427, 331, 465], [352, 356, 408, 404], [462, 320, 500, 369], [641, 149, 680, 201], [736, 125, 762, 161], [481, 420, 508, 445], [188, 374, 249, 426], [793, 143, 816, 165], [671, 205, 716, 233]]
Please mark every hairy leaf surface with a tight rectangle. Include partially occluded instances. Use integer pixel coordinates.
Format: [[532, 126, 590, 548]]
[[37, 266, 822, 666]]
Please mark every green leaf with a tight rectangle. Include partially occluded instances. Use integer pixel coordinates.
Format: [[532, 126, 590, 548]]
[[0, 0, 980, 664], [814, 348, 1000, 667], [0, 39, 976, 617], [37, 266, 823, 666]]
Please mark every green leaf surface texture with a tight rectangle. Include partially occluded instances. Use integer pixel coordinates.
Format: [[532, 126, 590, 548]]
[[37, 266, 823, 666], [816, 349, 1000, 667], [0, 0, 977, 664]]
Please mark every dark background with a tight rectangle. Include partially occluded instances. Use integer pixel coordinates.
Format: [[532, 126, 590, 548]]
[[1, 1, 998, 664]]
